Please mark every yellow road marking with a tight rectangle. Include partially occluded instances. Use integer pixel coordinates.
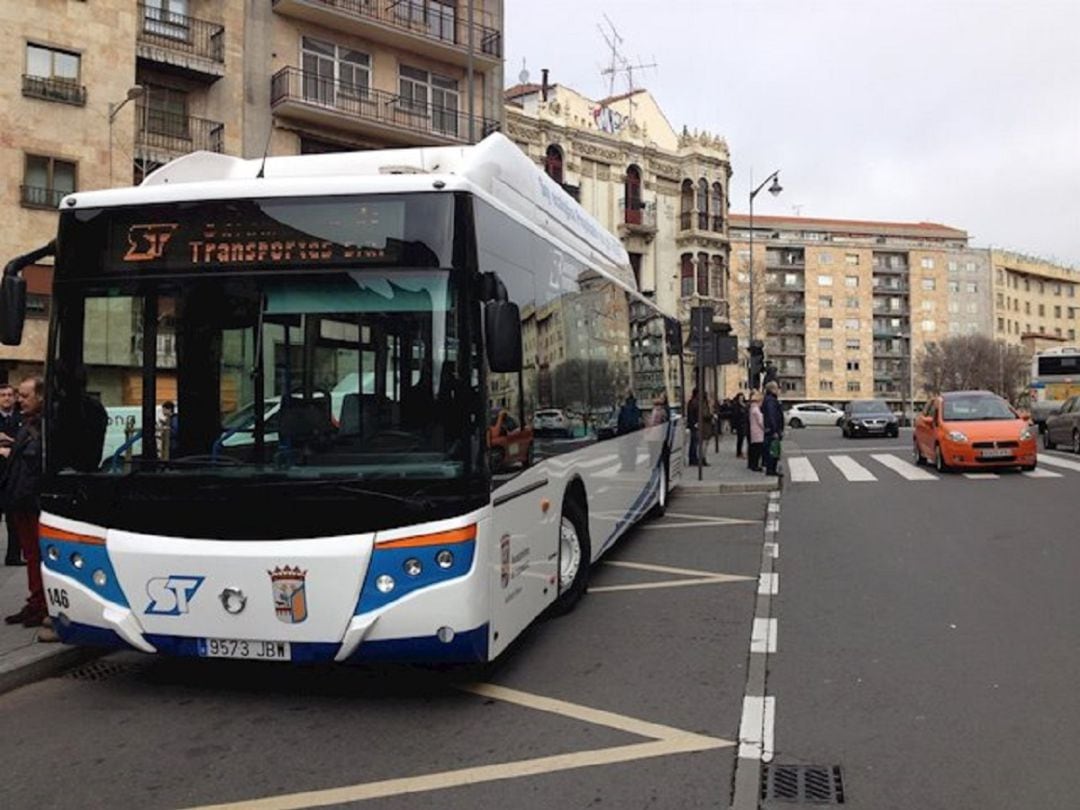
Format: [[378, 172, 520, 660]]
[[590, 575, 752, 593], [182, 682, 733, 810], [605, 559, 744, 578]]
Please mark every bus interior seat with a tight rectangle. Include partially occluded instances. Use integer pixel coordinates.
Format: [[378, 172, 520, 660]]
[[279, 395, 333, 445]]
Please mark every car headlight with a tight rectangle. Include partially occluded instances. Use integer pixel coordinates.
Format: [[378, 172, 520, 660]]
[[947, 430, 968, 443], [1020, 426, 1034, 441]]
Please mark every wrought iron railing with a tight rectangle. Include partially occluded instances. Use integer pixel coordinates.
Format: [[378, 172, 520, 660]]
[[271, 67, 497, 143], [22, 74, 86, 106], [20, 185, 68, 209], [619, 198, 657, 228], [276, 0, 502, 58], [135, 103, 224, 154], [137, 3, 225, 63]]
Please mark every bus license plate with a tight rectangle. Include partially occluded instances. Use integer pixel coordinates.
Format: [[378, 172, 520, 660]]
[[979, 449, 1011, 458], [198, 638, 291, 661]]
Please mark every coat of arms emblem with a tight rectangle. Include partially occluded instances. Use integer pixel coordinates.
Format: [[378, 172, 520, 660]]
[[268, 566, 308, 624]]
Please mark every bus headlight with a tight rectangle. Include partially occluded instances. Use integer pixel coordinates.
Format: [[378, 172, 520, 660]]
[[47, 546, 59, 562], [435, 549, 454, 569], [403, 558, 422, 577], [375, 574, 395, 593], [71, 553, 85, 570]]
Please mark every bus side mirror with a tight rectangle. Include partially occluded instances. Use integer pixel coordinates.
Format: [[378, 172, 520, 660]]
[[485, 301, 522, 373], [0, 275, 27, 346]]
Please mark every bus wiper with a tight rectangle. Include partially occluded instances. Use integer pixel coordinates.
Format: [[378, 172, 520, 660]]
[[199, 478, 434, 510]]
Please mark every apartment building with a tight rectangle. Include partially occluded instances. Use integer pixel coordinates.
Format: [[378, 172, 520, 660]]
[[1, 0, 505, 382], [991, 250, 1080, 347], [727, 215, 988, 407]]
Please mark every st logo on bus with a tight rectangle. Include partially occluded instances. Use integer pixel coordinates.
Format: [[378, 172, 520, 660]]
[[145, 575, 205, 616]]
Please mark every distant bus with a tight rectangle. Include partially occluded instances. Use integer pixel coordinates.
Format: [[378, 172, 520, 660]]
[[1029, 346, 1080, 431]]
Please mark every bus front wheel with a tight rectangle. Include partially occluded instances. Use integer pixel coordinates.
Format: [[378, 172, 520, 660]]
[[551, 498, 590, 616]]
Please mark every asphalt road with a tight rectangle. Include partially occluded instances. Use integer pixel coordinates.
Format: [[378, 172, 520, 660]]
[[767, 426, 1080, 809], [0, 488, 770, 810]]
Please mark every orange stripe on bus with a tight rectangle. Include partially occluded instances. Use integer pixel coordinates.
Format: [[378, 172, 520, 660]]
[[39, 526, 106, 546], [376, 525, 477, 549]]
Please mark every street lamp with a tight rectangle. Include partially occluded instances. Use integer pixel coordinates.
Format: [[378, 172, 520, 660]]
[[747, 170, 782, 384], [108, 85, 145, 186]]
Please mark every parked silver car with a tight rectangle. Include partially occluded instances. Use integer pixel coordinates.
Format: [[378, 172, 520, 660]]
[[1043, 395, 1080, 454], [787, 402, 845, 428]]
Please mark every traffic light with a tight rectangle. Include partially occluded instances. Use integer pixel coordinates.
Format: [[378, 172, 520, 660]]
[[748, 340, 765, 389]]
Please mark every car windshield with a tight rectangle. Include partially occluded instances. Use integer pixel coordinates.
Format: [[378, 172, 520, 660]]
[[942, 395, 1015, 421], [852, 401, 891, 415]]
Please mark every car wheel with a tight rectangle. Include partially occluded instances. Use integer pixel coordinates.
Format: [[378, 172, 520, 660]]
[[1073, 430, 1080, 455], [549, 498, 591, 616], [1043, 430, 1056, 450], [935, 444, 950, 473], [1021, 463, 1036, 472], [836, 417, 845, 427], [789, 417, 803, 429], [913, 438, 925, 465]]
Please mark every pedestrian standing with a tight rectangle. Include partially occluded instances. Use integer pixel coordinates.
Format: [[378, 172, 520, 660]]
[[762, 381, 784, 477], [2, 377, 56, 641], [0, 384, 23, 565], [699, 393, 711, 466], [687, 388, 701, 466], [731, 392, 748, 459], [747, 392, 765, 471]]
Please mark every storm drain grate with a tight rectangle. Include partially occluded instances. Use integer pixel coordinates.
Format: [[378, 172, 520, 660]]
[[761, 764, 845, 804], [64, 660, 136, 682]]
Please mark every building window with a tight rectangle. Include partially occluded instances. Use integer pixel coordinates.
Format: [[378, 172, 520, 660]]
[[820, 379, 834, 391], [302, 37, 370, 108], [820, 359, 834, 372], [847, 380, 861, 392], [697, 252, 709, 296], [845, 253, 859, 265], [844, 275, 858, 288], [965, 303, 977, 315], [395, 0, 457, 42], [1054, 305, 1062, 318], [997, 317, 1005, 332], [921, 257, 935, 269], [947, 301, 959, 314], [624, 164, 643, 223], [819, 338, 833, 351], [819, 252, 832, 265], [921, 278, 936, 291], [922, 320, 936, 332], [966, 282, 977, 294], [1069, 286, 1076, 298], [846, 338, 860, 350], [1038, 304, 1045, 317], [819, 317, 833, 329], [818, 274, 833, 286], [24, 43, 84, 105], [680, 179, 694, 230], [846, 297, 859, 310], [710, 182, 724, 231], [924, 300, 937, 312], [846, 360, 860, 371], [711, 255, 726, 299], [680, 253, 694, 297], [399, 65, 459, 135], [1069, 329, 1076, 340], [22, 154, 76, 209], [948, 260, 958, 272], [1055, 283, 1063, 296], [544, 144, 564, 184], [696, 178, 709, 230], [948, 280, 960, 293], [819, 295, 833, 309], [845, 318, 860, 330]]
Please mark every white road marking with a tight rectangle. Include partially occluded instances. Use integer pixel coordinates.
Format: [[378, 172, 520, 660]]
[[1023, 468, 1062, 478], [765, 518, 780, 533], [963, 472, 1000, 479], [767, 501, 780, 514], [589, 575, 753, 594], [186, 684, 733, 810], [764, 542, 779, 559], [870, 453, 938, 481], [738, 696, 776, 761], [828, 455, 878, 481], [1037, 453, 1080, 473], [637, 517, 760, 530], [758, 573, 778, 595], [762, 696, 776, 763], [786, 456, 819, 482], [800, 444, 902, 454], [750, 618, 777, 654]]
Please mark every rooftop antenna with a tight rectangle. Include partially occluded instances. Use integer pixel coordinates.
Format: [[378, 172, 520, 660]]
[[791, 204, 804, 216], [597, 15, 656, 121], [518, 58, 530, 86]]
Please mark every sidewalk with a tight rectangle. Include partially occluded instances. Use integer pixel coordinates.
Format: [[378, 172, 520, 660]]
[[676, 430, 781, 494], [0, 527, 93, 696]]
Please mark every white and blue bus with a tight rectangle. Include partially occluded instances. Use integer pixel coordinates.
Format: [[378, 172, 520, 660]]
[[0, 134, 683, 663], [1028, 345, 1080, 432]]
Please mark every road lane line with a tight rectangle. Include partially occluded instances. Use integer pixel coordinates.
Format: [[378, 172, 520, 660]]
[[750, 618, 777, 654], [1037, 453, 1080, 472], [762, 695, 776, 763], [737, 696, 775, 760], [1023, 468, 1062, 478], [963, 472, 1000, 479], [589, 575, 753, 593], [637, 517, 761, 530], [870, 453, 938, 481], [787, 456, 819, 482], [605, 559, 744, 578], [828, 454, 877, 481], [758, 572, 778, 595], [764, 542, 779, 559]]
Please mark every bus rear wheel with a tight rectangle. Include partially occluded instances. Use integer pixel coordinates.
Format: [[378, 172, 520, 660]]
[[550, 498, 590, 616]]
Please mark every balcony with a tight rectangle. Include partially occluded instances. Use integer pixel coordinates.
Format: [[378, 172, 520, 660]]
[[767, 344, 806, 356], [767, 322, 806, 335], [872, 281, 909, 293], [766, 277, 805, 291], [872, 324, 906, 338], [20, 185, 68, 210], [271, 67, 498, 146], [872, 263, 909, 275], [135, 104, 224, 161], [769, 300, 806, 315], [560, 183, 581, 203], [22, 74, 86, 106], [619, 199, 657, 239], [272, 0, 501, 70], [136, 4, 225, 83], [765, 253, 805, 269]]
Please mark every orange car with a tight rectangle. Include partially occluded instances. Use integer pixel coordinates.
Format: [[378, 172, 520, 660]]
[[488, 409, 534, 471], [914, 390, 1037, 472]]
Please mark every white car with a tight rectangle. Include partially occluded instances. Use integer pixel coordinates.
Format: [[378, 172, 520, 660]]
[[533, 408, 573, 437], [787, 402, 844, 428]]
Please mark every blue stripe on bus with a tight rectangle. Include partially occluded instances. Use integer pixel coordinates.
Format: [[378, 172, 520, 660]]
[[345, 623, 489, 664], [355, 541, 476, 615], [39, 537, 129, 608], [598, 459, 662, 556], [54, 619, 133, 651]]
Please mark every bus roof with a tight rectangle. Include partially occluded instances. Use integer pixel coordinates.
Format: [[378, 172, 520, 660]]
[[62, 133, 637, 293]]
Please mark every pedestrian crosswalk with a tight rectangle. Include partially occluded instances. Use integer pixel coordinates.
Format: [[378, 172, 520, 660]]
[[784, 450, 1079, 484]]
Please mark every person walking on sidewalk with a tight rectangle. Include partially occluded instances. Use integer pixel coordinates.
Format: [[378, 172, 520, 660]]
[[747, 391, 765, 471], [1, 377, 56, 642], [0, 384, 23, 566], [731, 392, 748, 459], [762, 381, 784, 477], [687, 388, 703, 466]]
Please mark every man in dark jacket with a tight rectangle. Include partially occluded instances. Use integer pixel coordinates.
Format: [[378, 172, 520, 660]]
[[0, 384, 23, 565], [616, 391, 642, 436], [761, 381, 784, 476], [2, 377, 53, 638]]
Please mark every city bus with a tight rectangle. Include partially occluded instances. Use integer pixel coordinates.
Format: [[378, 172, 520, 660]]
[[0, 133, 683, 664], [1028, 345, 1080, 431]]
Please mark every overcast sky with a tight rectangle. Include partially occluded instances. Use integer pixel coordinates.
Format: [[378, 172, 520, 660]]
[[504, 0, 1080, 266]]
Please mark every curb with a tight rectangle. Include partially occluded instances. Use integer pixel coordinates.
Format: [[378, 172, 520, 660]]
[[0, 642, 100, 697], [677, 479, 780, 494]]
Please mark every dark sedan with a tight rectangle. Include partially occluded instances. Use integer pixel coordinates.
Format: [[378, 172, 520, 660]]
[[841, 399, 900, 438], [1043, 395, 1080, 454]]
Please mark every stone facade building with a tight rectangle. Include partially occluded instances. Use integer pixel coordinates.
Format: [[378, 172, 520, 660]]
[[1, 0, 505, 382], [991, 250, 1080, 348]]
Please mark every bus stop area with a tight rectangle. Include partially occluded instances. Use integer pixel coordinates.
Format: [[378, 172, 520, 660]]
[[0, 487, 773, 809]]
